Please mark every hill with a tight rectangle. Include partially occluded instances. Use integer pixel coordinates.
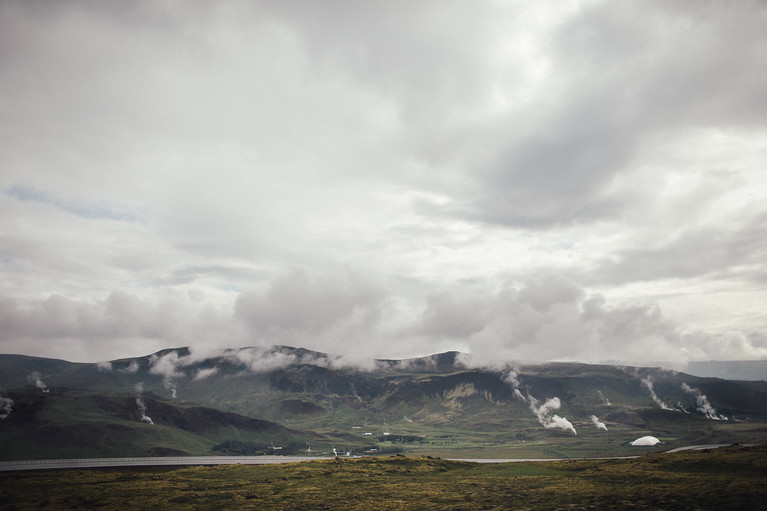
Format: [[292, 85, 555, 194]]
[[1, 346, 767, 460]]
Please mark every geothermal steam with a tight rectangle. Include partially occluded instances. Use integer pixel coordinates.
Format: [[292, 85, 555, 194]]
[[0, 397, 12, 418], [528, 395, 577, 435], [502, 369, 527, 401], [590, 415, 608, 431], [27, 371, 49, 392], [134, 383, 154, 424], [640, 377, 673, 410], [501, 367, 576, 435], [681, 383, 727, 420]]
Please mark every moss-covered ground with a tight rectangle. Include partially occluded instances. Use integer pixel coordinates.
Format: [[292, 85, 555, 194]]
[[0, 445, 765, 510]]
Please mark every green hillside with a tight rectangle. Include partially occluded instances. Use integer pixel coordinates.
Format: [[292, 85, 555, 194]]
[[1, 346, 766, 460], [0, 388, 340, 461]]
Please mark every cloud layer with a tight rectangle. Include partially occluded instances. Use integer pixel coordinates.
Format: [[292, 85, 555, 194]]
[[1, 1, 766, 365]]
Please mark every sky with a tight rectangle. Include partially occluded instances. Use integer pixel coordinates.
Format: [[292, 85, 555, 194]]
[[1, 0, 766, 367]]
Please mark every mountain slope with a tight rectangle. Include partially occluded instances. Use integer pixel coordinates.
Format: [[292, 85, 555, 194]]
[[1, 346, 767, 459], [0, 387, 334, 460]]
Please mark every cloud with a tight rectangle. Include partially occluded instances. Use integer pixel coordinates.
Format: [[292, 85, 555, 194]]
[[117, 361, 140, 374], [2, 269, 767, 367], [193, 367, 219, 381], [0, 291, 234, 361], [149, 351, 187, 381], [222, 346, 328, 373], [233, 268, 386, 357], [445, 1, 767, 228], [590, 212, 767, 285], [6, 186, 144, 222], [0, 1, 765, 366]]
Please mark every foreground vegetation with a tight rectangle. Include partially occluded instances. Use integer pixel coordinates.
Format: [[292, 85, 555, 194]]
[[0, 445, 765, 510]]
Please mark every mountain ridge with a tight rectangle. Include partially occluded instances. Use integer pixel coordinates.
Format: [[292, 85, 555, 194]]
[[2, 345, 766, 460]]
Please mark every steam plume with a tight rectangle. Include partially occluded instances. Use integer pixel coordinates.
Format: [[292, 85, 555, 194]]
[[350, 382, 362, 403], [134, 383, 153, 424], [681, 383, 727, 420], [0, 397, 13, 418], [149, 352, 186, 379], [27, 372, 49, 392], [118, 361, 140, 374], [97, 361, 112, 372], [499, 366, 574, 434], [502, 367, 526, 401], [598, 390, 611, 406], [590, 415, 608, 431], [502, 368, 520, 389], [528, 395, 577, 435], [193, 367, 219, 380], [165, 381, 177, 400], [149, 352, 186, 399], [640, 377, 673, 410]]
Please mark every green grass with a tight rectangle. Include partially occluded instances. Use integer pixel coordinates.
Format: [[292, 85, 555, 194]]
[[1, 446, 765, 510]]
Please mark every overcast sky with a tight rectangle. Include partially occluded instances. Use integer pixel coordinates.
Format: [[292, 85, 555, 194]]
[[1, 0, 766, 366]]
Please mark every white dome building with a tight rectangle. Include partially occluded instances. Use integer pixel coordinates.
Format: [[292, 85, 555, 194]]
[[630, 436, 661, 446]]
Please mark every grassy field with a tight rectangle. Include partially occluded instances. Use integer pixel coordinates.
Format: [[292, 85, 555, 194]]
[[0, 445, 765, 510]]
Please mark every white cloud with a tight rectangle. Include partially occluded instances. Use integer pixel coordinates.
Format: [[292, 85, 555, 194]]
[[0, 1, 765, 365]]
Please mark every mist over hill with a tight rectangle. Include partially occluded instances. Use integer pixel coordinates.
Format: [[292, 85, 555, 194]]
[[1, 346, 766, 461]]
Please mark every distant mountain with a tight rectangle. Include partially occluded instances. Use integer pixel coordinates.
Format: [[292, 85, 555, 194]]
[[2, 346, 767, 460], [684, 360, 767, 381]]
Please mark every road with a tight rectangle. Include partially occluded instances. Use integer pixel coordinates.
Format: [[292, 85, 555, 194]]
[[664, 443, 756, 453], [1, 444, 750, 471], [0, 455, 333, 472]]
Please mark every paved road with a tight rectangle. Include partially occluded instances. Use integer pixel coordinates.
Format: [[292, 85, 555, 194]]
[[665, 443, 756, 453], [456, 443, 754, 463], [0, 456, 333, 472], [542, 447, 570, 459], [450, 458, 562, 463], [450, 456, 639, 463], [2, 444, 751, 472]]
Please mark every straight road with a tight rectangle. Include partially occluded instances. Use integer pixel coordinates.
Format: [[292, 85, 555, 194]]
[[3, 444, 747, 471], [665, 443, 756, 453], [0, 455, 333, 472]]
